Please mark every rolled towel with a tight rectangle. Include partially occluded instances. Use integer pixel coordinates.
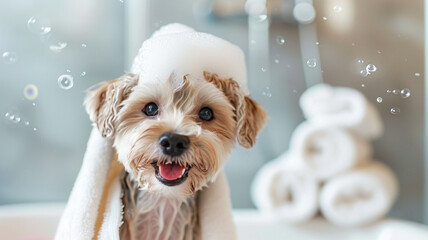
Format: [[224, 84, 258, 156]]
[[289, 122, 372, 181], [299, 83, 383, 139], [251, 153, 319, 223], [319, 161, 399, 227]]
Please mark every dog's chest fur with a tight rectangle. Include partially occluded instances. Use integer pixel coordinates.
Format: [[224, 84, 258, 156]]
[[119, 172, 200, 240]]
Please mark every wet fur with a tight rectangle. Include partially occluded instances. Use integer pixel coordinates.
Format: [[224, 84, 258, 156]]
[[85, 72, 267, 240]]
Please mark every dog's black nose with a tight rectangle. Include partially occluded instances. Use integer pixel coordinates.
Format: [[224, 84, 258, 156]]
[[159, 133, 190, 156]]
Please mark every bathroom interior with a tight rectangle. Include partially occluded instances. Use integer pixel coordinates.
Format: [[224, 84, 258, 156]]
[[0, 0, 427, 239]]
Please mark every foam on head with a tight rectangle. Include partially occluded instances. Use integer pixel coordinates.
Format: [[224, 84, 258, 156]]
[[131, 23, 249, 95]]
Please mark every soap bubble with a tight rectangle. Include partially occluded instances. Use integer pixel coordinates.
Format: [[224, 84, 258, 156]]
[[333, 6, 342, 12], [80, 71, 86, 77], [33, 127, 37, 131], [392, 89, 400, 95], [24, 121, 30, 126], [415, 73, 420, 77], [58, 74, 74, 90], [306, 58, 317, 68], [358, 59, 364, 64], [2, 52, 18, 64], [400, 88, 411, 98], [24, 84, 39, 100], [360, 69, 369, 77], [4, 112, 21, 124], [49, 42, 67, 53], [276, 36, 285, 45], [376, 97, 383, 103], [81, 43, 87, 48], [390, 107, 400, 115], [27, 16, 51, 35], [366, 64, 377, 73], [322, 16, 328, 20]]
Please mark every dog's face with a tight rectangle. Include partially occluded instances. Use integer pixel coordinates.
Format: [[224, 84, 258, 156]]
[[85, 72, 266, 199]]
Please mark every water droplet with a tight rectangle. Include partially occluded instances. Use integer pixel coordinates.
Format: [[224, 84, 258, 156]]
[[377, 50, 382, 54], [400, 88, 411, 98], [58, 74, 74, 90], [322, 16, 328, 20], [257, 14, 268, 22], [377, 97, 383, 103], [306, 58, 317, 68], [261, 67, 267, 72], [276, 36, 285, 45], [24, 121, 30, 126], [27, 16, 51, 35], [358, 59, 364, 64], [390, 107, 400, 115], [415, 73, 420, 77], [33, 127, 37, 131], [333, 6, 342, 12], [360, 69, 369, 77], [81, 43, 87, 48], [2, 52, 18, 64], [80, 71, 86, 77], [361, 84, 365, 87], [49, 42, 67, 53], [366, 64, 377, 73], [315, 41, 320, 45], [274, 59, 279, 64]]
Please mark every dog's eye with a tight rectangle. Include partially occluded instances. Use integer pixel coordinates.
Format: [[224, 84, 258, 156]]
[[199, 107, 214, 121], [143, 102, 159, 116]]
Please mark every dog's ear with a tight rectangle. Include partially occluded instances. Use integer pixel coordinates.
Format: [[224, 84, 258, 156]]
[[203, 71, 267, 148], [84, 73, 138, 137], [235, 95, 267, 148]]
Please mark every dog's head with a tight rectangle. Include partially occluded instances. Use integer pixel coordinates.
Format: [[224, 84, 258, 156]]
[[85, 72, 267, 199]]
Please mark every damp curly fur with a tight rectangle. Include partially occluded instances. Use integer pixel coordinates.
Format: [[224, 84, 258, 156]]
[[85, 72, 267, 240]]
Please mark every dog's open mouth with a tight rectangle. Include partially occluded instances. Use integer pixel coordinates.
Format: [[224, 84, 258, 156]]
[[151, 162, 190, 186]]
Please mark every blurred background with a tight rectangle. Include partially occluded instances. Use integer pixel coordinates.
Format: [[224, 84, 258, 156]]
[[0, 0, 425, 223]]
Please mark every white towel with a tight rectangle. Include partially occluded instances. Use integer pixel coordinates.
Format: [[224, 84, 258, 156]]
[[251, 153, 319, 223], [319, 161, 399, 227], [56, 23, 240, 240], [289, 122, 372, 181], [299, 83, 383, 139]]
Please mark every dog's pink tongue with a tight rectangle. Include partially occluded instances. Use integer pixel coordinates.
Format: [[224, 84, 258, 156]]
[[158, 163, 185, 180]]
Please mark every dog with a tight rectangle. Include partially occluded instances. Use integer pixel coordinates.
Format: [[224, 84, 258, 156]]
[[84, 71, 267, 239]]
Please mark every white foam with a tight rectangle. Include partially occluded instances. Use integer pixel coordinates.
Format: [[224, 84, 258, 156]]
[[131, 23, 250, 95]]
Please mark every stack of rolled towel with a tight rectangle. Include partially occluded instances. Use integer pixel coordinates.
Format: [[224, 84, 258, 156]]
[[251, 83, 399, 227]]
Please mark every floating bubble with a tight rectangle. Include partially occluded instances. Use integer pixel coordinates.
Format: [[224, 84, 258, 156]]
[[27, 16, 51, 35], [2, 52, 18, 64], [390, 107, 400, 115], [377, 97, 383, 103], [366, 64, 377, 73], [392, 89, 400, 95], [306, 58, 317, 68], [358, 59, 364, 64], [315, 41, 319, 45], [81, 43, 87, 48], [415, 73, 420, 77], [5, 112, 21, 124], [24, 121, 30, 126], [66, 69, 71, 73], [400, 88, 411, 98], [24, 84, 39, 100], [276, 36, 285, 45], [322, 16, 328, 20], [33, 127, 37, 131], [80, 71, 86, 77], [361, 84, 365, 87], [274, 59, 279, 64], [261, 67, 267, 72], [49, 42, 67, 53], [32, 102, 36, 106], [333, 6, 342, 12], [57, 74, 74, 90], [360, 69, 369, 77], [387, 90, 391, 93]]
